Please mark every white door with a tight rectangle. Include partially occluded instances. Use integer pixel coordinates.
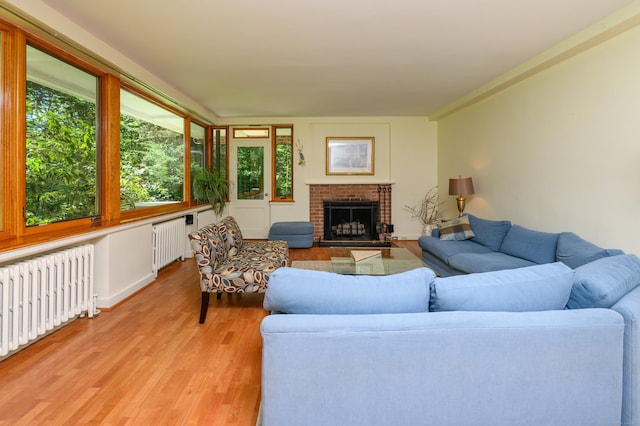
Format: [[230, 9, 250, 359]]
[[229, 137, 271, 238]]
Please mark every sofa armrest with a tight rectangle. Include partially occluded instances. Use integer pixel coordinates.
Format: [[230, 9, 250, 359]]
[[612, 285, 640, 425]]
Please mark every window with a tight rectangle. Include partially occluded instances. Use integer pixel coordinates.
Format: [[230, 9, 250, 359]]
[[212, 127, 228, 179], [119, 88, 185, 211], [0, 22, 220, 248], [190, 121, 206, 202], [25, 45, 99, 226], [272, 125, 293, 201], [233, 127, 269, 138], [237, 146, 264, 200]]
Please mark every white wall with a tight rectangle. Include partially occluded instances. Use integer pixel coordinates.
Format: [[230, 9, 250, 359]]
[[220, 116, 438, 239], [437, 24, 640, 254]]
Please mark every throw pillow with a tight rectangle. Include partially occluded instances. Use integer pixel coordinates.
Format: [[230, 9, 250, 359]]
[[556, 232, 624, 269], [466, 214, 512, 251], [566, 254, 640, 309], [429, 262, 574, 312], [439, 216, 475, 241], [263, 267, 435, 314]]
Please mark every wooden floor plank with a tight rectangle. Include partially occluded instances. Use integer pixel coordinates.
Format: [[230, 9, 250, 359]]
[[0, 240, 421, 425]]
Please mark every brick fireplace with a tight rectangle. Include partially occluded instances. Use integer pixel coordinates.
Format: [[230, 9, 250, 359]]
[[309, 183, 392, 242]]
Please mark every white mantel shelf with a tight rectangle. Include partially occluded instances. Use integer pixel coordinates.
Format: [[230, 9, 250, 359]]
[[305, 181, 395, 185]]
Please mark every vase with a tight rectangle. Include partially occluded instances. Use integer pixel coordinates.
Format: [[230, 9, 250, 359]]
[[423, 223, 435, 237]]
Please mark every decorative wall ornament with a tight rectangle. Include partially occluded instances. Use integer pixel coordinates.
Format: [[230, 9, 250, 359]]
[[295, 139, 305, 166]]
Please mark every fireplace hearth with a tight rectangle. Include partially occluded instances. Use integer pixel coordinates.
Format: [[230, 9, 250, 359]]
[[320, 200, 391, 247]]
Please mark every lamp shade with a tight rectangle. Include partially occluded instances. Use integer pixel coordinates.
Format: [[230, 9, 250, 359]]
[[449, 176, 475, 196]]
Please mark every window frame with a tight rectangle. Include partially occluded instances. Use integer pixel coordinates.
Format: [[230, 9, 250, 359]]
[[118, 83, 190, 220], [211, 126, 229, 202], [0, 18, 219, 251], [22, 36, 105, 237], [211, 126, 229, 170], [188, 119, 209, 206], [0, 22, 22, 241], [233, 127, 269, 139]]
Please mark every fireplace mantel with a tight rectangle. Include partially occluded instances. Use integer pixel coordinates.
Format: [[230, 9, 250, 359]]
[[305, 181, 395, 185]]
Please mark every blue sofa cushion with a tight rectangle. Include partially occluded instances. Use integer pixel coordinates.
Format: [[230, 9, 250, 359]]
[[418, 237, 493, 264], [499, 225, 559, 264], [567, 254, 640, 309], [447, 252, 535, 274], [556, 232, 624, 269], [264, 267, 435, 314], [430, 262, 574, 312], [466, 214, 512, 251], [439, 216, 475, 240]]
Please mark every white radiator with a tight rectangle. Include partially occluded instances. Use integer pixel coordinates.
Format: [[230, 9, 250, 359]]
[[152, 217, 186, 277], [0, 244, 95, 358]]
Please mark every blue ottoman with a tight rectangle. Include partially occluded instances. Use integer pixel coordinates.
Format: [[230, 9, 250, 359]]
[[269, 221, 314, 248]]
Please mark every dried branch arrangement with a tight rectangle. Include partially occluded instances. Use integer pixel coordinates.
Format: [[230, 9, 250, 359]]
[[405, 186, 445, 225]]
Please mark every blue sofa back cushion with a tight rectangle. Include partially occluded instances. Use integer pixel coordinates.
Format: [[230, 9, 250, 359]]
[[430, 262, 574, 312], [263, 267, 435, 314], [466, 214, 512, 251], [566, 254, 640, 309], [556, 232, 624, 269], [499, 225, 560, 264]]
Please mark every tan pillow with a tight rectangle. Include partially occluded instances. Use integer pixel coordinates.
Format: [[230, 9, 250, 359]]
[[439, 216, 475, 241]]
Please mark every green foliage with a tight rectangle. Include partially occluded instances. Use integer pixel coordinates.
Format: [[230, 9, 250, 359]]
[[192, 167, 230, 215], [275, 144, 292, 199], [26, 81, 97, 226], [236, 146, 264, 199], [26, 80, 297, 225], [119, 115, 184, 210], [26, 79, 188, 225]]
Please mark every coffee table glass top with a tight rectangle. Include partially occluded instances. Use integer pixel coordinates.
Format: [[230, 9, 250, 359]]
[[329, 247, 427, 275]]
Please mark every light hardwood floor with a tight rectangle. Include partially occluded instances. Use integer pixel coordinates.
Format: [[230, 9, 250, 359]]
[[0, 240, 421, 425]]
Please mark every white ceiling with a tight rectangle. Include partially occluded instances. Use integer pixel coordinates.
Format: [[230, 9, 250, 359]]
[[36, 0, 634, 118]]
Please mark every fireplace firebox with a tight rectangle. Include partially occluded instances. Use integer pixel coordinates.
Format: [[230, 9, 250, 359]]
[[321, 200, 389, 247]]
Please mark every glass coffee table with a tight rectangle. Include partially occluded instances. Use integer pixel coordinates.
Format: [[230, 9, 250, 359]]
[[329, 247, 427, 276]]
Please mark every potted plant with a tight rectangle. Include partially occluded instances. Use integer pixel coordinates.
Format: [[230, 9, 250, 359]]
[[405, 186, 445, 236], [192, 167, 231, 216]]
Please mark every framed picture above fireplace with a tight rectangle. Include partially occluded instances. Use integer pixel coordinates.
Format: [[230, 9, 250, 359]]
[[326, 137, 375, 175]]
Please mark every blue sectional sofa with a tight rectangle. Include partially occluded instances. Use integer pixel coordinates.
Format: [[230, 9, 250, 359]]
[[419, 214, 623, 277], [258, 256, 640, 426]]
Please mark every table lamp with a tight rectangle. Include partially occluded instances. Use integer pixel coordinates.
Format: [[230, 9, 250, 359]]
[[449, 176, 475, 217]]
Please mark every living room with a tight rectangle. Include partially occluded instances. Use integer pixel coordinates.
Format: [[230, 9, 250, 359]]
[[1, 0, 640, 424], [0, 1, 637, 303]]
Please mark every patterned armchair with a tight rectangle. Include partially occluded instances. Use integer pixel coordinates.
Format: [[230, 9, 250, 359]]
[[189, 216, 289, 323]]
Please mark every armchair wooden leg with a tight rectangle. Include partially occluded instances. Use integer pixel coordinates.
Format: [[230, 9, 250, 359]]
[[199, 292, 210, 324]]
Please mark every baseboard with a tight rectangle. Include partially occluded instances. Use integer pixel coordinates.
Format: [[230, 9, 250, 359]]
[[96, 273, 155, 309], [317, 240, 392, 248]]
